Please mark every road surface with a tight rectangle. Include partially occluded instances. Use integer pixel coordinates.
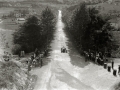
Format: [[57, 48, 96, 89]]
[[30, 10, 120, 90]]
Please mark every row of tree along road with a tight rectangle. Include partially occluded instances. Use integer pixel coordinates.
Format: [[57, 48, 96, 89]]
[[13, 7, 56, 55], [0, 7, 56, 90], [63, 2, 119, 58]]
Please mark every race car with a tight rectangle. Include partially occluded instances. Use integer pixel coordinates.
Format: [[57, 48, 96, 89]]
[[61, 46, 67, 53]]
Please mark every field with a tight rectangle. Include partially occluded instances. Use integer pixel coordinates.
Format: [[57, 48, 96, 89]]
[[0, 29, 14, 54], [0, 7, 17, 30], [0, 7, 14, 18], [88, 2, 120, 14], [0, 7, 19, 54], [21, 0, 82, 4], [0, 19, 19, 30]]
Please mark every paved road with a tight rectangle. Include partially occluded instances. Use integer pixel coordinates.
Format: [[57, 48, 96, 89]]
[[30, 10, 120, 90]]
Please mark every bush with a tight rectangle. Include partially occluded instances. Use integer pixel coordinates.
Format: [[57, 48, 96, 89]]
[[12, 44, 21, 55]]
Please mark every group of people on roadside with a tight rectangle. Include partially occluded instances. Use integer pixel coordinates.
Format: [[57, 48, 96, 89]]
[[84, 50, 120, 76], [84, 51, 107, 65], [111, 60, 120, 75], [28, 48, 48, 71]]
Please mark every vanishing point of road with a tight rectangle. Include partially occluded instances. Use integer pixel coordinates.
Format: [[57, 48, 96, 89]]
[[30, 10, 120, 90]]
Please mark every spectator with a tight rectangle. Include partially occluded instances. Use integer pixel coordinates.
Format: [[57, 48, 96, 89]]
[[22, 51, 25, 57], [18, 51, 21, 58], [35, 48, 39, 57], [41, 59, 43, 67], [9, 54, 12, 60], [89, 53, 92, 60], [111, 60, 114, 69], [31, 55, 34, 60], [118, 65, 120, 74]]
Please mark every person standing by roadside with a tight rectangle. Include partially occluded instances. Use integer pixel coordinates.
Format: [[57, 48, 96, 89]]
[[89, 53, 92, 60], [95, 52, 99, 64], [111, 60, 114, 69], [41, 58, 43, 67], [28, 55, 34, 72], [22, 51, 25, 57], [85, 53, 88, 62], [118, 65, 120, 74], [31, 54, 34, 60], [35, 48, 39, 57]]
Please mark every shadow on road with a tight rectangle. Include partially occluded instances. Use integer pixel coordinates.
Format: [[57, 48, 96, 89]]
[[64, 30, 90, 68], [56, 67, 94, 90], [42, 47, 52, 66]]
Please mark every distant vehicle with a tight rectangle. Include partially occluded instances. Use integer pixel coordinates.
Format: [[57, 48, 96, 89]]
[[16, 18, 25, 24], [61, 46, 67, 53]]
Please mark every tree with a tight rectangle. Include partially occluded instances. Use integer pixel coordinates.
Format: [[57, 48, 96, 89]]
[[40, 7, 55, 49], [13, 7, 55, 54], [65, 2, 118, 56], [13, 16, 42, 53], [82, 7, 118, 55], [68, 2, 90, 48]]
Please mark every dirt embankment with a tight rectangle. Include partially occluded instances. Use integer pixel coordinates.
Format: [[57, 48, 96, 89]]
[[0, 60, 37, 90]]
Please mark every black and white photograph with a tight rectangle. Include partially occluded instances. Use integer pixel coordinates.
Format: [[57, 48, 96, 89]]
[[0, 0, 120, 90]]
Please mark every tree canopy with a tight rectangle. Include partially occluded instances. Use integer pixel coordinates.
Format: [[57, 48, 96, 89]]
[[65, 2, 118, 56], [13, 7, 55, 54]]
